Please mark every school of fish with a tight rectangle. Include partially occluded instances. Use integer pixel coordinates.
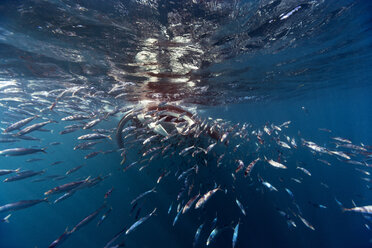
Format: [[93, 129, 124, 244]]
[[0, 83, 371, 247]]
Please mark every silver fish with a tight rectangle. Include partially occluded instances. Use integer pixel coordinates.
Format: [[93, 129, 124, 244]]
[[3, 115, 38, 133], [48, 228, 71, 248], [206, 228, 219, 246], [183, 193, 200, 214], [53, 191, 75, 204], [332, 137, 352, 144], [193, 223, 204, 247], [83, 118, 102, 130], [173, 208, 182, 226], [298, 215, 315, 230], [277, 141, 291, 149], [103, 226, 127, 248], [195, 187, 221, 209], [232, 222, 240, 248], [16, 120, 55, 136], [125, 208, 157, 235], [4, 170, 45, 182], [78, 133, 111, 140], [61, 114, 90, 121], [235, 199, 246, 216], [0, 147, 46, 156], [296, 167, 311, 176], [343, 205, 372, 214], [262, 181, 278, 191], [70, 205, 105, 233], [267, 159, 287, 169], [0, 198, 48, 213], [0, 168, 20, 176], [130, 187, 156, 205], [44, 177, 90, 195]]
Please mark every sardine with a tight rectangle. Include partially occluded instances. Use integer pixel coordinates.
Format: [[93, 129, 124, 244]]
[[70, 205, 105, 233], [298, 215, 315, 230], [78, 133, 111, 140], [16, 120, 55, 136], [193, 223, 204, 247], [130, 187, 156, 205], [206, 228, 219, 246], [125, 208, 157, 235], [183, 193, 200, 214], [232, 221, 240, 248], [267, 159, 287, 169], [244, 158, 260, 177], [4, 170, 45, 182], [296, 167, 311, 176], [3, 115, 38, 133], [195, 186, 221, 209], [0, 198, 48, 213], [0, 168, 20, 176], [343, 205, 372, 214], [0, 147, 46, 156], [262, 181, 278, 191], [103, 226, 127, 248], [235, 199, 246, 216]]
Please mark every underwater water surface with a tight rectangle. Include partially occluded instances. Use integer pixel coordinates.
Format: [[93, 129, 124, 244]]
[[0, 0, 371, 248]]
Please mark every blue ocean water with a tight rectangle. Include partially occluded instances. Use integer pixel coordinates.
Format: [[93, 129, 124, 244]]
[[0, 0, 371, 248]]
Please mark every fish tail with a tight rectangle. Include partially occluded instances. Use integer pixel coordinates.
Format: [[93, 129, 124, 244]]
[[15, 168, 21, 172], [41, 148, 47, 153], [107, 135, 112, 141], [3, 214, 11, 223]]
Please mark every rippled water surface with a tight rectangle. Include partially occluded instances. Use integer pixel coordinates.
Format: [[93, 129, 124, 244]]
[[0, 0, 371, 248]]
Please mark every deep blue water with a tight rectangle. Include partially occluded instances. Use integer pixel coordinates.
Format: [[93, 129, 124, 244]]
[[0, 0, 371, 248]]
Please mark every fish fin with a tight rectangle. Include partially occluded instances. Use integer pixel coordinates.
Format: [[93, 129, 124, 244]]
[[107, 135, 112, 141], [15, 168, 21, 172], [3, 214, 11, 223], [151, 208, 157, 215], [84, 176, 91, 182]]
